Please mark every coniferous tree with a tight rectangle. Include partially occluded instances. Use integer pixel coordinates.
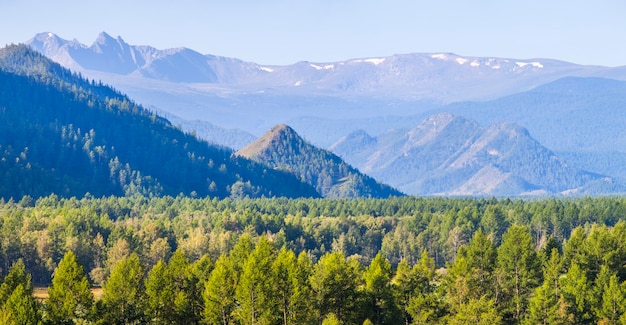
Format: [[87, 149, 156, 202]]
[[362, 252, 400, 325], [203, 254, 236, 325], [168, 250, 201, 324], [272, 247, 298, 325], [0, 260, 40, 325], [47, 251, 94, 324], [446, 230, 497, 309], [145, 259, 173, 324], [525, 250, 570, 325], [101, 253, 145, 324], [597, 275, 626, 324], [393, 259, 417, 325], [235, 236, 277, 325], [0, 259, 32, 306], [311, 252, 360, 324], [292, 251, 316, 324], [560, 262, 592, 323], [496, 225, 541, 323], [0, 284, 40, 325]]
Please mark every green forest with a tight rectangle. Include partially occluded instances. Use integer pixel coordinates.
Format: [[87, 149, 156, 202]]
[[1, 195, 626, 324]]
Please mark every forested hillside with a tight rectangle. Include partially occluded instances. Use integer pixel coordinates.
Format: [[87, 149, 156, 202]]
[[0, 45, 319, 199], [331, 113, 612, 196], [1, 195, 626, 323], [236, 124, 403, 198]]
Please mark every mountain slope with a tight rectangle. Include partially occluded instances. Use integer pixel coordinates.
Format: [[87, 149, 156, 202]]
[[440, 77, 626, 179], [444, 77, 626, 153], [0, 44, 319, 199], [235, 125, 402, 198], [331, 113, 610, 196]]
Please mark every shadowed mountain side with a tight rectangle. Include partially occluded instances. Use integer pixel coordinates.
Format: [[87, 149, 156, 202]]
[[236, 125, 403, 198]]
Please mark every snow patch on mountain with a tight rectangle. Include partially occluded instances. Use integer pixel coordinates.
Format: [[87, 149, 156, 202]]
[[310, 63, 334, 70], [352, 58, 386, 65], [516, 61, 544, 68]]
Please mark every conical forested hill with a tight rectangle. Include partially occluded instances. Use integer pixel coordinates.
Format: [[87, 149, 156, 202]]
[[0, 44, 319, 199], [236, 124, 403, 198]]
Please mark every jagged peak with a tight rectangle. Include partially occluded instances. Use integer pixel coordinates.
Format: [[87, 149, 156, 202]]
[[94, 31, 115, 44], [27, 32, 68, 50], [32, 32, 61, 41]]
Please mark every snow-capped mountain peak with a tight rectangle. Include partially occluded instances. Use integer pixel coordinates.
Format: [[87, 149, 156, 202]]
[[24, 31, 626, 103]]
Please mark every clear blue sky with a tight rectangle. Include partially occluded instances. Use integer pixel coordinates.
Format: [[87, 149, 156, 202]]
[[1, 0, 625, 66]]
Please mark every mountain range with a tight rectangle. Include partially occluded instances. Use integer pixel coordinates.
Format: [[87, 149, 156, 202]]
[[26, 32, 626, 142], [330, 113, 617, 196], [19, 32, 626, 196]]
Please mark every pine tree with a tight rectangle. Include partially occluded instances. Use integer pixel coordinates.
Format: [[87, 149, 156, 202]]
[[496, 225, 541, 323], [235, 236, 277, 325], [311, 252, 359, 324], [0, 260, 40, 325], [47, 250, 94, 324], [292, 251, 316, 324], [524, 248, 571, 324], [0, 284, 40, 325], [393, 251, 441, 325], [0, 259, 32, 306], [203, 254, 236, 325], [272, 247, 297, 325], [168, 249, 201, 324], [145, 259, 174, 324], [597, 275, 626, 324], [446, 230, 497, 308], [362, 252, 399, 325], [560, 262, 592, 323], [101, 252, 145, 324]]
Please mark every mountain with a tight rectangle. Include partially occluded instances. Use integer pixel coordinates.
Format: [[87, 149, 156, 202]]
[[440, 77, 626, 179], [25, 32, 626, 146], [26, 32, 258, 82], [0, 44, 319, 199], [235, 125, 402, 198], [330, 113, 616, 196]]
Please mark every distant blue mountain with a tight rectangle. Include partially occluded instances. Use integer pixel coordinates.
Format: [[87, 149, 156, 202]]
[[330, 113, 617, 196]]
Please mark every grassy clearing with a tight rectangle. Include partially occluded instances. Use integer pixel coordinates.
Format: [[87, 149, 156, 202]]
[[33, 287, 104, 301]]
